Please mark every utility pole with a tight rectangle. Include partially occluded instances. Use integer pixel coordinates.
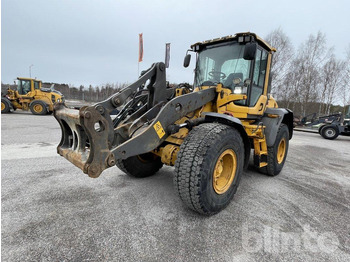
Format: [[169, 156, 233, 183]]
[[29, 64, 34, 78]]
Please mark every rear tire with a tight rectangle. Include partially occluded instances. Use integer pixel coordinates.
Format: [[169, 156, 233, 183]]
[[116, 153, 163, 178], [320, 125, 339, 140], [30, 101, 48, 115], [174, 123, 244, 215], [1, 98, 11, 113], [261, 123, 289, 176]]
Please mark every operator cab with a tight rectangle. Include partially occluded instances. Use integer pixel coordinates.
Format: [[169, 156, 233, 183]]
[[17, 79, 31, 95], [186, 33, 275, 109], [17, 78, 41, 95]]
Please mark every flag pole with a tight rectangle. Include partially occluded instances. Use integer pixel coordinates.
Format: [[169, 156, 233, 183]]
[[165, 43, 170, 68], [138, 33, 143, 77]]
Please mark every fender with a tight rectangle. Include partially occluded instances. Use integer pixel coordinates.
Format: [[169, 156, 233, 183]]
[[262, 108, 293, 147], [202, 112, 251, 170]]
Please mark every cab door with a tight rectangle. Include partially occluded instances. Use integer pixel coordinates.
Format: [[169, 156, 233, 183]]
[[17, 79, 34, 97], [16, 79, 36, 110], [247, 48, 270, 115]]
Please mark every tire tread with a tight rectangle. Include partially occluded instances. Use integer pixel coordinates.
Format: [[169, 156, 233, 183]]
[[174, 123, 243, 214]]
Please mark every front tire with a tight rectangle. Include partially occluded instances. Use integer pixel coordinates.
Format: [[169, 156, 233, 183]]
[[30, 101, 48, 115], [116, 153, 163, 178], [174, 123, 244, 215]]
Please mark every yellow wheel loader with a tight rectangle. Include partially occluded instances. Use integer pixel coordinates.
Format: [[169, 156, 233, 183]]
[[54, 32, 293, 215], [1, 77, 65, 115]]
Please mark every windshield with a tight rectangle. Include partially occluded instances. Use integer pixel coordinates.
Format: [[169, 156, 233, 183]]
[[194, 43, 252, 88]]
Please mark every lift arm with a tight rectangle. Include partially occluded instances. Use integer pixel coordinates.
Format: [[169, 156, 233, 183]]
[[54, 62, 216, 178]]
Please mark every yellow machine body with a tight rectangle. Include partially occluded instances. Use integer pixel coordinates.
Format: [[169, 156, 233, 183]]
[[2, 77, 64, 115]]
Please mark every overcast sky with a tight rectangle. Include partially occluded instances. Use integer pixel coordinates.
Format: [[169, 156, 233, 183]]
[[2, 0, 350, 87]]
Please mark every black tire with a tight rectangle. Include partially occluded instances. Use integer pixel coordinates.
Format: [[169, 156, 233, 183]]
[[318, 125, 326, 135], [320, 125, 339, 140], [30, 101, 48, 115], [174, 123, 244, 215], [261, 123, 289, 176], [116, 153, 163, 178], [1, 98, 11, 113]]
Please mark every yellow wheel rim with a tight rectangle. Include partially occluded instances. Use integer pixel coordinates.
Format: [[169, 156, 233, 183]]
[[33, 104, 43, 113], [277, 138, 286, 164], [137, 153, 157, 163], [137, 155, 149, 163], [213, 149, 237, 194], [1, 102, 5, 111]]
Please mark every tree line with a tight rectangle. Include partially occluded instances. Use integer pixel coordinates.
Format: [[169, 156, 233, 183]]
[[265, 28, 350, 117], [1, 82, 128, 103], [45, 83, 128, 102]]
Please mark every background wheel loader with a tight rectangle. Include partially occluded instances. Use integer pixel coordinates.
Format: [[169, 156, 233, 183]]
[[1, 77, 65, 115], [54, 32, 293, 215]]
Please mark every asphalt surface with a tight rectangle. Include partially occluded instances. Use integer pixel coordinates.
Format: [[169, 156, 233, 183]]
[[1, 111, 350, 261]]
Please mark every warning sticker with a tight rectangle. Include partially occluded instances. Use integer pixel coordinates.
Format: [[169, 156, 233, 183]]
[[153, 121, 166, 139]]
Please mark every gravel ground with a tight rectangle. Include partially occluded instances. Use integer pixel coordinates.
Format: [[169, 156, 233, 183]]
[[1, 111, 350, 261]]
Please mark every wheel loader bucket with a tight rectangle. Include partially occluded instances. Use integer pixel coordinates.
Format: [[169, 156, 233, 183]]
[[54, 102, 115, 178]]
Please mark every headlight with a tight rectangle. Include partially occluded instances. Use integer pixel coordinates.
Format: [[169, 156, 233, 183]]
[[233, 86, 247, 94], [233, 86, 243, 94]]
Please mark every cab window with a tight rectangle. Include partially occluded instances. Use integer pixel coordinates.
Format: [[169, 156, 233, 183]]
[[196, 56, 216, 85], [34, 81, 40, 89], [250, 49, 268, 106], [194, 43, 252, 88], [221, 59, 250, 84], [18, 80, 31, 95]]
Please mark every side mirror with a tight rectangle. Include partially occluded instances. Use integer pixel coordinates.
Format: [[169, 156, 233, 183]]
[[243, 42, 257, 60], [183, 54, 191, 68]]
